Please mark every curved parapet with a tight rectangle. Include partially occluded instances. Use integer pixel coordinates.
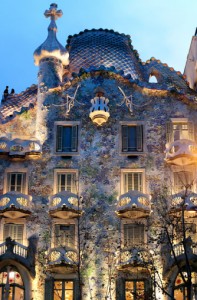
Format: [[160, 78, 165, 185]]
[[0, 191, 32, 219], [116, 190, 151, 218], [49, 191, 82, 219]]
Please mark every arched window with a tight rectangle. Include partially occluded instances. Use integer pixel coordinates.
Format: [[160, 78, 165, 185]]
[[174, 272, 197, 299], [0, 266, 25, 299], [149, 75, 158, 83]]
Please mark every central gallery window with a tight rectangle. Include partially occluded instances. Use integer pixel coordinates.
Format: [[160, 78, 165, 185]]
[[53, 280, 74, 300]]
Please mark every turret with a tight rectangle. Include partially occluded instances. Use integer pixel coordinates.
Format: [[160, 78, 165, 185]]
[[184, 28, 197, 90], [33, 3, 69, 142]]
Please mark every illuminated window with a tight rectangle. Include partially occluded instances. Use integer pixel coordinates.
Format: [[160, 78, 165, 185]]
[[124, 224, 145, 247], [173, 171, 194, 193], [174, 272, 197, 300], [7, 172, 26, 193], [55, 122, 79, 154], [125, 280, 146, 300], [121, 124, 143, 153], [121, 170, 145, 193], [166, 119, 194, 143], [54, 280, 74, 300], [4, 223, 24, 243], [54, 224, 75, 248], [0, 266, 25, 299]]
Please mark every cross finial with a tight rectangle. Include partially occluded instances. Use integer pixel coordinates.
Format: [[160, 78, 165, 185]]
[[44, 3, 63, 21]]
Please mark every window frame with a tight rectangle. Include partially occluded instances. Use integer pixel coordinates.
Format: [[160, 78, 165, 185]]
[[45, 277, 79, 300], [121, 169, 146, 194], [120, 121, 145, 156], [124, 279, 149, 300], [54, 169, 78, 194], [171, 165, 196, 194], [0, 218, 27, 246], [121, 219, 147, 249], [166, 118, 194, 144], [53, 279, 75, 300], [54, 121, 80, 156], [52, 219, 77, 249], [4, 168, 28, 194]]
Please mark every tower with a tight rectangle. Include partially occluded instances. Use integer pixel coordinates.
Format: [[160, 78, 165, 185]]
[[33, 3, 69, 142], [184, 28, 197, 90]]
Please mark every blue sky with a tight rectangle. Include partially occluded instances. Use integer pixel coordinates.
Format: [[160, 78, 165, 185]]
[[1, 0, 197, 94]]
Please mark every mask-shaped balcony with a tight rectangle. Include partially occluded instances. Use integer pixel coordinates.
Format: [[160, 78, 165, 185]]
[[118, 248, 148, 271], [0, 137, 42, 159], [0, 192, 32, 219], [116, 191, 151, 218], [47, 246, 78, 273], [165, 139, 197, 166], [169, 192, 197, 217], [49, 191, 82, 219]]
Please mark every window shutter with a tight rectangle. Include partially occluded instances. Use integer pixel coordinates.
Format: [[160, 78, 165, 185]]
[[74, 279, 80, 300], [136, 125, 143, 151], [71, 173, 77, 193], [56, 126, 63, 152], [45, 278, 54, 300], [4, 224, 23, 243], [166, 121, 173, 143], [71, 125, 78, 152], [188, 122, 194, 141], [54, 225, 60, 246], [116, 278, 125, 300], [4, 224, 10, 240], [15, 225, 23, 243], [122, 126, 129, 152]]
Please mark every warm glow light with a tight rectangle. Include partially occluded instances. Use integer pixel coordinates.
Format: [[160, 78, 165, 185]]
[[9, 271, 15, 280]]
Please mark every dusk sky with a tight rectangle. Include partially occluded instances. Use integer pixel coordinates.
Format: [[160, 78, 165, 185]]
[[1, 0, 197, 94]]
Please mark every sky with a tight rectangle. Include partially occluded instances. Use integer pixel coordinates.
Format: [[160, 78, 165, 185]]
[[0, 0, 197, 94]]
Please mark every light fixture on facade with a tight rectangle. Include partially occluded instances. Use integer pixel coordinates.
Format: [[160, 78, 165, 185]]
[[89, 87, 110, 126]]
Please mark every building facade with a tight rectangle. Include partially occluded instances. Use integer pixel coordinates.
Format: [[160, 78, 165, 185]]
[[0, 3, 197, 300]]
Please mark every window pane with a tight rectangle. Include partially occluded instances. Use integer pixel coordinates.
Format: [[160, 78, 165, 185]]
[[54, 280, 74, 300], [57, 173, 76, 193], [62, 127, 72, 152], [55, 225, 75, 248], [8, 173, 25, 193], [4, 224, 24, 243], [124, 173, 143, 192], [124, 224, 144, 247], [128, 127, 137, 151], [125, 280, 145, 300]]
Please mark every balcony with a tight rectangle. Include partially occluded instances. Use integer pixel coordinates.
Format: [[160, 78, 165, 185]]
[[163, 239, 197, 273], [0, 191, 32, 218], [116, 191, 151, 218], [118, 247, 148, 271], [172, 241, 197, 257], [49, 191, 82, 219], [169, 192, 197, 217], [0, 137, 42, 159], [48, 246, 78, 273], [165, 139, 197, 166], [0, 236, 37, 276]]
